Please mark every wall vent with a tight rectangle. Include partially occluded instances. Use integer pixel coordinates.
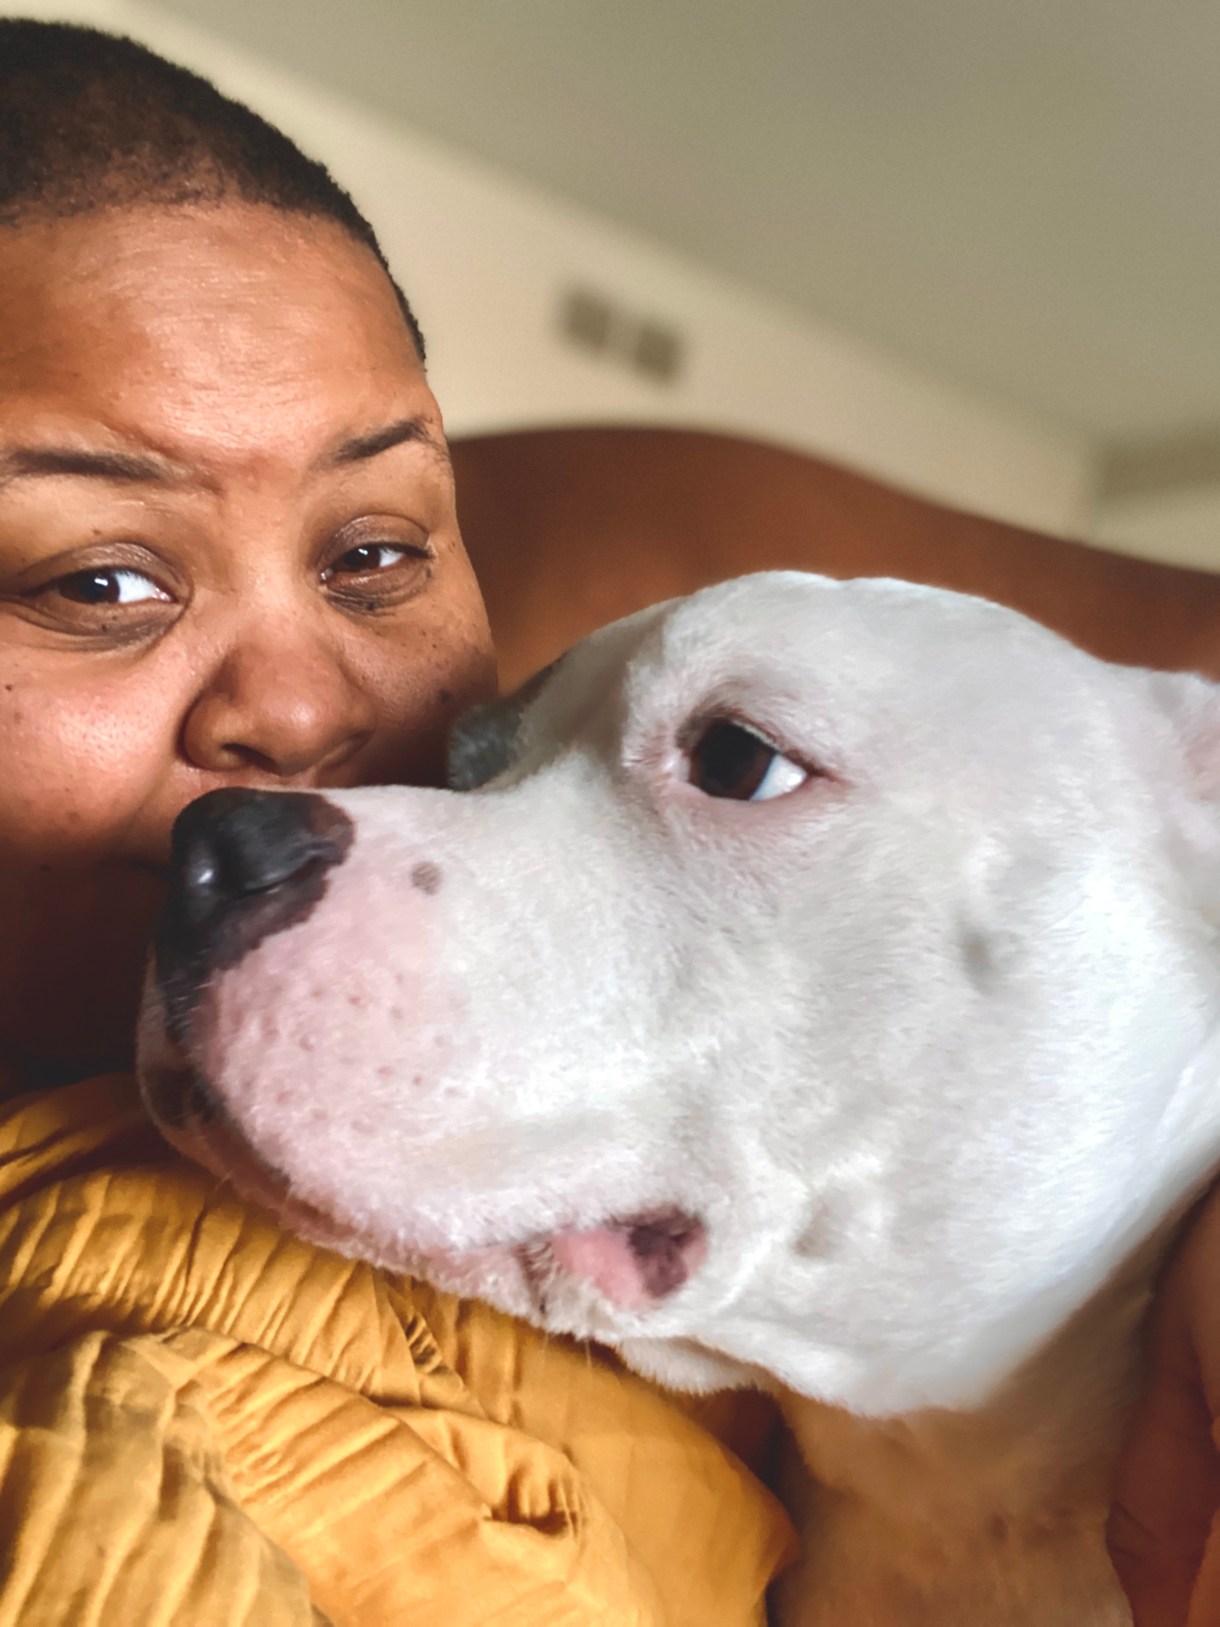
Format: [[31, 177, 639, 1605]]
[[558, 285, 686, 385]]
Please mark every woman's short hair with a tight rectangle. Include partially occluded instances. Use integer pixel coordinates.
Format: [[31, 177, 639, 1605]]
[[0, 18, 426, 358]]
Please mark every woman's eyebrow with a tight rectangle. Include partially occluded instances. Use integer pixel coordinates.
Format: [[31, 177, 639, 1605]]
[[0, 419, 450, 489], [0, 444, 193, 489], [321, 416, 450, 470]]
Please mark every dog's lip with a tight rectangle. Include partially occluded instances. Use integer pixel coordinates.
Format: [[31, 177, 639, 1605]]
[[541, 1208, 708, 1304], [144, 1066, 706, 1303], [193, 1125, 339, 1234], [147, 1075, 337, 1232], [411, 1208, 707, 1316]]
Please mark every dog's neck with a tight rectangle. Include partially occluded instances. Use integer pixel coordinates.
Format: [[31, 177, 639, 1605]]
[[769, 1024, 1220, 1624], [773, 1248, 1156, 1626]]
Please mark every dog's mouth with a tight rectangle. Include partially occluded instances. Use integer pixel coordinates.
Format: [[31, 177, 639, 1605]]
[[140, 1054, 340, 1235], [525, 1210, 708, 1307], [141, 1058, 707, 1312]]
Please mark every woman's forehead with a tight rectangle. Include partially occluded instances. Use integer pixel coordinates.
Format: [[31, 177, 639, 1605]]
[[0, 203, 433, 476]]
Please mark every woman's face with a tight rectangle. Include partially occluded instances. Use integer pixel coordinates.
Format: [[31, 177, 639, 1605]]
[[0, 203, 495, 1079]]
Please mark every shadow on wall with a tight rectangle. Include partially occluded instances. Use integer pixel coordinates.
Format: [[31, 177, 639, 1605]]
[[452, 425, 1220, 691]]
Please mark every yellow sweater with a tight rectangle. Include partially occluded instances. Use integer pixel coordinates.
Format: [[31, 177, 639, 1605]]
[[0, 1074, 794, 1625]]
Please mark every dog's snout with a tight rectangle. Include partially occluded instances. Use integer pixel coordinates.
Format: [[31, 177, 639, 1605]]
[[172, 788, 347, 904], [157, 789, 355, 989]]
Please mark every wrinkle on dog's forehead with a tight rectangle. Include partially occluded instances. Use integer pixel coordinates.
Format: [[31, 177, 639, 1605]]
[[462, 577, 1117, 800], [511, 604, 675, 757], [652, 575, 1071, 686], [623, 574, 1121, 764], [449, 606, 680, 789]]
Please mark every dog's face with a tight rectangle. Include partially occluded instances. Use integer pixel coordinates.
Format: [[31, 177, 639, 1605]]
[[139, 573, 1220, 1415]]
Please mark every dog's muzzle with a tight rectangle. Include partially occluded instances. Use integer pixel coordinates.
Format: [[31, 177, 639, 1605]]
[[141, 786, 354, 1146]]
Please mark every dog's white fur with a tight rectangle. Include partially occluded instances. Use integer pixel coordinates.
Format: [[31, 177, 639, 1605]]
[[145, 574, 1220, 1624]]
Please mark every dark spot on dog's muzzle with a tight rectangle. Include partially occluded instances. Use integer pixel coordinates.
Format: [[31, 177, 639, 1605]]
[[153, 788, 354, 1025], [410, 860, 443, 895]]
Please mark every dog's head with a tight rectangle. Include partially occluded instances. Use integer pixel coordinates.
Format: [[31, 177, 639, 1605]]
[[138, 573, 1220, 1414]]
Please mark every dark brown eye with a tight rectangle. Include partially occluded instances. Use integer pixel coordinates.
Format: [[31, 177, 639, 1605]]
[[320, 535, 434, 610], [52, 567, 169, 607], [328, 543, 410, 576], [688, 720, 808, 802]]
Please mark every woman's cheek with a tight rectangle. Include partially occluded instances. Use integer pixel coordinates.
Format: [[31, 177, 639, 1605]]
[[0, 669, 173, 859], [354, 589, 496, 786]]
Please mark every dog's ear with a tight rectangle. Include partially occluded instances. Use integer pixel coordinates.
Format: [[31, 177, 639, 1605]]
[[1142, 672, 1220, 917], [1145, 671, 1220, 803], [447, 697, 523, 791], [447, 658, 562, 791]]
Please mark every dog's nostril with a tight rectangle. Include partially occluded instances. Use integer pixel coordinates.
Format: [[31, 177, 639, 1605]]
[[172, 788, 353, 903]]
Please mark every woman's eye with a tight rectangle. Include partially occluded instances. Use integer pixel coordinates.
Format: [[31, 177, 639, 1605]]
[[326, 543, 411, 577], [52, 567, 171, 607], [688, 720, 809, 802], [320, 534, 433, 610]]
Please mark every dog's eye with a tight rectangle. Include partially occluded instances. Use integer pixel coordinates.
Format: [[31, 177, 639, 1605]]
[[688, 721, 808, 802]]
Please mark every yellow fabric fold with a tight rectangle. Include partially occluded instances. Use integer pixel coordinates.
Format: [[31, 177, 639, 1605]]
[[0, 1076, 795, 1625]]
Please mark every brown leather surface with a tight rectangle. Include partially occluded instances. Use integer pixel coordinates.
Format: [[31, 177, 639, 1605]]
[[451, 426, 1220, 691]]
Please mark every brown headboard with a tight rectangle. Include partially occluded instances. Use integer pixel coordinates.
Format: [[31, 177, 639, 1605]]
[[450, 425, 1220, 691]]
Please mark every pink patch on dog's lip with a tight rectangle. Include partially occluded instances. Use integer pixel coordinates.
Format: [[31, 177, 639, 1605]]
[[549, 1208, 707, 1306]]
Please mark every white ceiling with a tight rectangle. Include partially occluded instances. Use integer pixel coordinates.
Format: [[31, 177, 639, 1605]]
[[155, 0, 1220, 455]]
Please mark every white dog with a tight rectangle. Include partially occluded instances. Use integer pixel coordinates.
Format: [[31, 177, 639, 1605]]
[[139, 572, 1220, 1625]]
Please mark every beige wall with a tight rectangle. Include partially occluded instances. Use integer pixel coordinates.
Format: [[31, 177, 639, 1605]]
[[13, 0, 1096, 542], [1091, 486, 1220, 571]]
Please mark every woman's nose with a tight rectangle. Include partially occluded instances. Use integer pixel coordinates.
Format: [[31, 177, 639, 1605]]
[[182, 633, 378, 781]]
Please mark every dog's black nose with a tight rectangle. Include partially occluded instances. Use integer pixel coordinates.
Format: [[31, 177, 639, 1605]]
[[172, 787, 349, 903], [157, 789, 354, 985]]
